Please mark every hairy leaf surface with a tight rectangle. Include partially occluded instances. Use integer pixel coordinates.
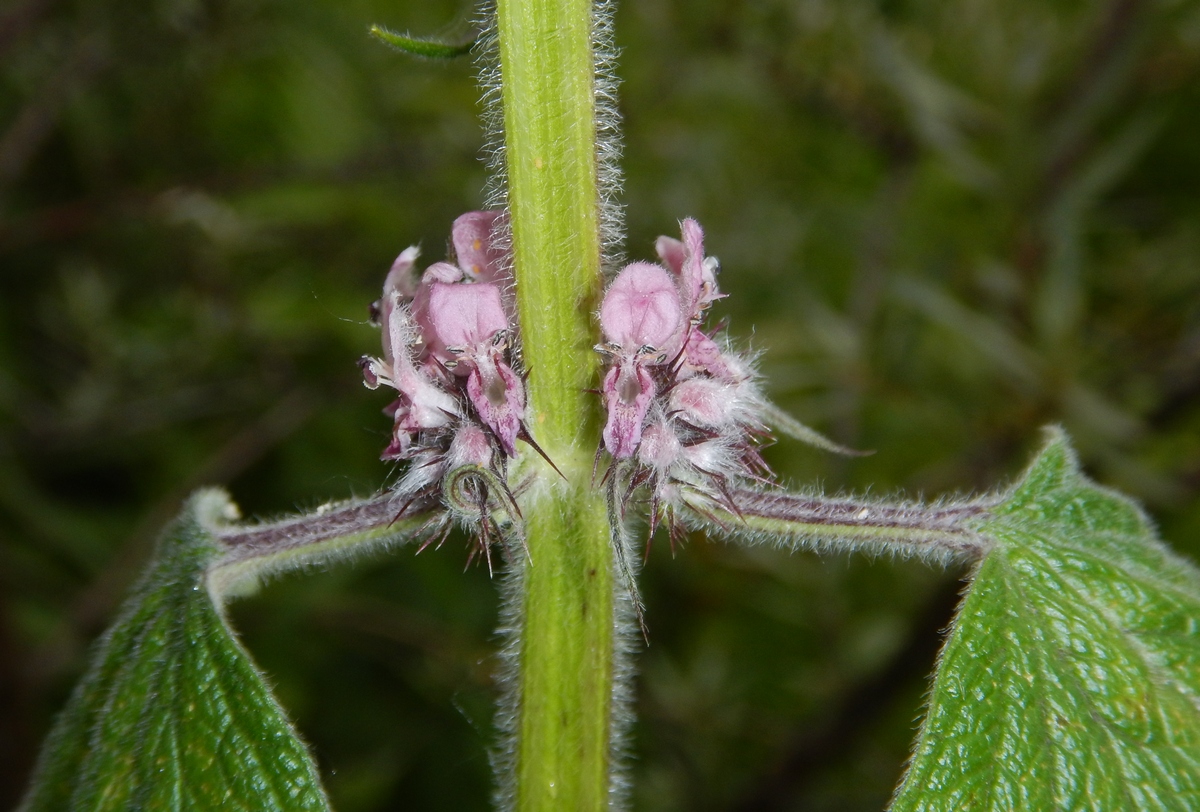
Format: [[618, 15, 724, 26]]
[[19, 490, 331, 812], [891, 430, 1200, 811]]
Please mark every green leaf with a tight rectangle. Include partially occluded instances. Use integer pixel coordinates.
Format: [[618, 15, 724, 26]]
[[369, 24, 474, 59], [19, 490, 332, 812], [891, 429, 1200, 811]]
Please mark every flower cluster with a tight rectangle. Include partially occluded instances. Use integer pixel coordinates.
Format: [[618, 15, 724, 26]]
[[361, 213, 853, 572], [599, 218, 843, 541], [360, 211, 529, 522]]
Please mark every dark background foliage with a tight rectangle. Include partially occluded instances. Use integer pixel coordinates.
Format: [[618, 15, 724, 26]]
[[2, 0, 1198, 809]]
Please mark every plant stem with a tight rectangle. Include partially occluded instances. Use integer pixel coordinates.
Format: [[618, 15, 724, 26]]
[[493, 0, 616, 810], [683, 488, 996, 562], [206, 492, 438, 601]]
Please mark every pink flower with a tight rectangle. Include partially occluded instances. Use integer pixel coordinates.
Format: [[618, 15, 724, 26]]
[[409, 261, 463, 349], [655, 218, 723, 322], [598, 262, 685, 458], [426, 282, 509, 364], [361, 212, 535, 565], [365, 214, 528, 461], [465, 355, 525, 457], [361, 291, 461, 459], [407, 211, 516, 364], [601, 362, 656, 459], [653, 219, 741, 380], [424, 282, 525, 456], [597, 218, 789, 532]]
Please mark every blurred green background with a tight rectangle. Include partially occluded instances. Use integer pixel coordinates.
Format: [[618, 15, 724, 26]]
[[2, 0, 1199, 809]]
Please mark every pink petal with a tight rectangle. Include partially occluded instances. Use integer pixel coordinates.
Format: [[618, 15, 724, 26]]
[[659, 219, 724, 320], [381, 433, 410, 461], [376, 295, 462, 428], [372, 246, 421, 333], [654, 235, 685, 277], [679, 218, 707, 312], [451, 211, 505, 282], [422, 261, 464, 285], [602, 360, 656, 458], [410, 262, 465, 341], [383, 245, 422, 299], [427, 282, 509, 358], [600, 262, 683, 351], [466, 357, 525, 457]]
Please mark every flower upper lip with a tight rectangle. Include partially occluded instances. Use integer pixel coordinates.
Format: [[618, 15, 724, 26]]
[[599, 261, 684, 354]]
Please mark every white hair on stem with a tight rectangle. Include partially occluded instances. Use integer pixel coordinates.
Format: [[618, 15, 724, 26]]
[[487, 553, 525, 812], [473, 0, 626, 276], [607, 523, 642, 810], [472, 1, 636, 809], [591, 0, 628, 275]]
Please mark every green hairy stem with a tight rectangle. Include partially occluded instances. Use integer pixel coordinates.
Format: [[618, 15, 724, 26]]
[[491, 0, 619, 809]]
